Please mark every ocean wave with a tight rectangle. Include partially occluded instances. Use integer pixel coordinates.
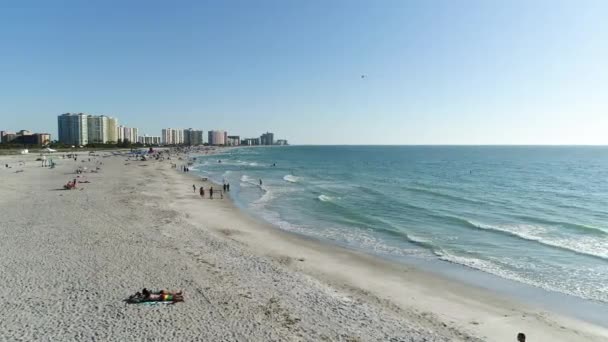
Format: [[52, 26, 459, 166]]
[[401, 186, 483, 205], [257, 209, 431, 259], [355, 185, 433, 214], [448, 216, 608, 261], [512, 215, 608, 237], [253, 186, 271, 204], [437, 250, 608, 303], [283, 174, 299, 183], [404, 234, 442, 254]]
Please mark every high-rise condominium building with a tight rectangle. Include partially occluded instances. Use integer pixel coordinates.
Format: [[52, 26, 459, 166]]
[[58, 113, 89, 145], [208, 130, 227, 146], [117, 126, 138, 142], [161, 128, 186, 145], [106, 117, 118, 143], [161, 129, 173, 145], [184, 128, 204, 145], [87, 115, 109, 143], [172, 129, 183, 145], [260, 132, 274, 146]]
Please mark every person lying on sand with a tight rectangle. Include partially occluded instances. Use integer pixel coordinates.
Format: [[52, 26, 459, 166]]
[[141, 288, 184, 302]]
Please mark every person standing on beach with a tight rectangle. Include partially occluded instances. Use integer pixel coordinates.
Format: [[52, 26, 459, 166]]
[[259, 179, 263, 186], [227, 183, 230, 192], [223, 183, 226, 192], [200, 186, 204, 197], [209, 187, 214, 199], [193, 184, 196, 193]]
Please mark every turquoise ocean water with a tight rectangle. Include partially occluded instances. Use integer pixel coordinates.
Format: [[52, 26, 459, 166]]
[[194, 146, 608, 305]]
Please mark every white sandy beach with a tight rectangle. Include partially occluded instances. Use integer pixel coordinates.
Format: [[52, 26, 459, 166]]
[[0, 150, 606, 341]]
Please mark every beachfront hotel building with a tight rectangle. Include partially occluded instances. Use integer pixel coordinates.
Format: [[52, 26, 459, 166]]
[[58, 113, 89, 146], [241, 138, 260, 146], [87, 115, 119, 143], [161, 129, 172, 145], [117, 126, 138, 143], [138, 135, 161, 145], [208, 130, 227, 146], [0, 131, 17, 143], [227, 135, 240, 146], [0, 130, 51, 145]]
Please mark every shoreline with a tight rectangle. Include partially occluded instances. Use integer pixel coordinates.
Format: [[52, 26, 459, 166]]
[[1, 150, 606, 341], [195, 147, 608, 327]]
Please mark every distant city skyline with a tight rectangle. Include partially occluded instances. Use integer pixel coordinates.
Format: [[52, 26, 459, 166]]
[[49, 112, 284, 146], [1, 1, 607, 145]]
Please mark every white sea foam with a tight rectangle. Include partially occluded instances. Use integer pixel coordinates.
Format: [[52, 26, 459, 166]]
[[437, 249, 608, 303], [283, 174, 299, 183], [257, 209, 428, 258]]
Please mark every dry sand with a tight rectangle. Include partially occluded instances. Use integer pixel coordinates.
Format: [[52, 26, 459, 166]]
[[0, 151, 606, 341]]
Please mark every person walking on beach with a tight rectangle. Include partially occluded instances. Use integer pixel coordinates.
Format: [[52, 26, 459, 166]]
[[200, 186, 204, 197], [227, 183, 230, 192], [193, 184, 196, 193], [209, 186, 214, 199], [223, 183, 226, 192]]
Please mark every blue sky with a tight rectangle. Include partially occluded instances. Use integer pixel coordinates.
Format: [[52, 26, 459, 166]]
[[0, 0, 606, 144]]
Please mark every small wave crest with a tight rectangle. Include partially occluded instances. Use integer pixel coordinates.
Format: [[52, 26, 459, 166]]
[[317, 194, 332, 202], [283, 174, 299, 183], [405, 234, 441, 254]]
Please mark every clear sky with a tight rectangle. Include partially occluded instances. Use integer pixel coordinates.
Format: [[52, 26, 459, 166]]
[[0, 0, 606, 144]]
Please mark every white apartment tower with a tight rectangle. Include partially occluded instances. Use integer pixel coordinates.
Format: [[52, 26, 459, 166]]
[[57, 113, 89, 146]]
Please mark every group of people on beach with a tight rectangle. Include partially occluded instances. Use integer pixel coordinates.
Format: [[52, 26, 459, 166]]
[[194, 183, 229, 199]]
